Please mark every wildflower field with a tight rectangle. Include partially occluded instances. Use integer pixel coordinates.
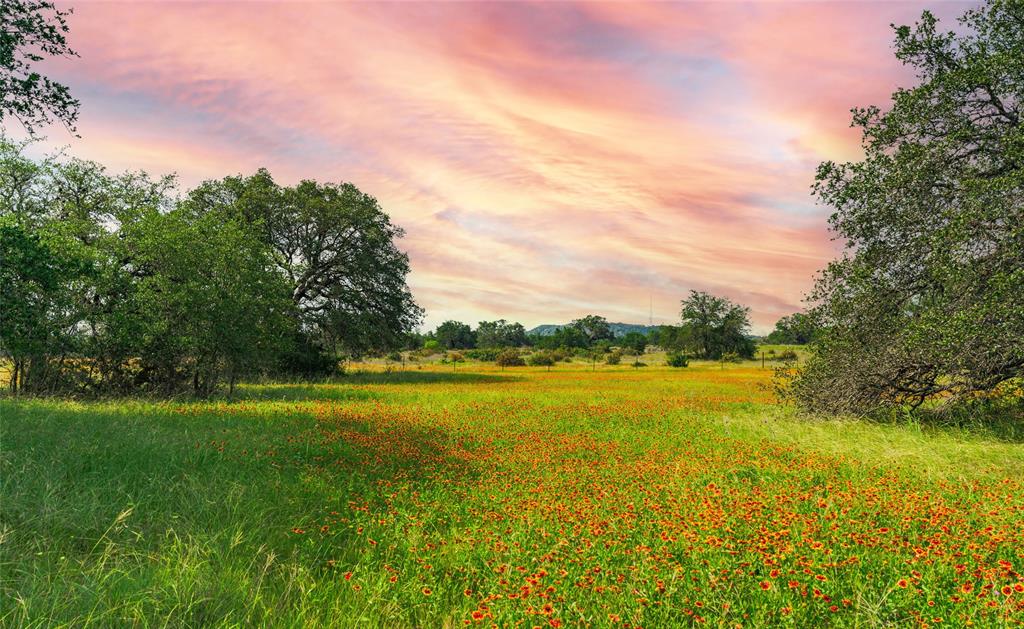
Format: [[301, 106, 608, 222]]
[[2, 363, 1023, 628]]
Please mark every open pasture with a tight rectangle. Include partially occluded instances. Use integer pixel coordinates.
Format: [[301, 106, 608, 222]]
[[2, 363, 1023, 627]]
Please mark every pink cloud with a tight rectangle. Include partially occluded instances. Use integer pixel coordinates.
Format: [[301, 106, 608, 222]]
[[24, 0, 953, 333]]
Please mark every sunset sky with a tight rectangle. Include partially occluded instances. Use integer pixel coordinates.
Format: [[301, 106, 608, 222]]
[[31, 1, 969, 332]]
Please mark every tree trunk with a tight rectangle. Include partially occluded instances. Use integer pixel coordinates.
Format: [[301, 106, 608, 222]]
[[10, 360, 20, 395]]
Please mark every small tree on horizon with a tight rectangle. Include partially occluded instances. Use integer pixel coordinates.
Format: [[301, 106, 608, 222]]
[[446, 351, 465, 371], [680, 291, 755, 359], [495, 348, 525, 370]]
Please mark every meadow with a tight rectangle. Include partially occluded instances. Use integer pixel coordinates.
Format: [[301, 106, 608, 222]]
[[2, 361, 1023, 628]]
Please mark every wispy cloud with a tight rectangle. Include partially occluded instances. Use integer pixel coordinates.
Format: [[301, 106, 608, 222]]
[[34, 0, 955, 331]]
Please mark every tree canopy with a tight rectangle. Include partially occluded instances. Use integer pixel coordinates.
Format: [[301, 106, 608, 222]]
[[765, 313, 818, 345], [787, 0, 1024, 414], [184, 169, 422, 359], [434, 320, 475, 350], [0, 139, 420, 395], [1, 0, 79, 134], [531, 325, 588, 350], [570, 315, 614, 345], [680, 291, 755, 359]]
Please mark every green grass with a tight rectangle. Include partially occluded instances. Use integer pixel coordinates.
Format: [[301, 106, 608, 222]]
[[2, 363, 1022, 627]]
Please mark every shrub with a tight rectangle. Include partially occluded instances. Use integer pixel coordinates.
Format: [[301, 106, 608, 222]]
[[666, 352, 689, 368], [386, 351, 402, 362], [496, 349, 525, 368], [465, 348, 500, 362], [527, 352, 555, 368], [279, 331, 339, 377], [605, 350, 622, 365]]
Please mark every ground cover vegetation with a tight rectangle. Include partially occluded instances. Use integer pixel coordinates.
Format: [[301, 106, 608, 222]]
[[2, 364, 1022, 627]]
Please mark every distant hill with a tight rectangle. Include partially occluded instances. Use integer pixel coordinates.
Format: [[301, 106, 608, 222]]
[[528, 322, 659, 338]]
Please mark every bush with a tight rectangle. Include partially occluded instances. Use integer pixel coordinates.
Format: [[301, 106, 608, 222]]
[[386, 351, 402, 362], [666, 352, 689, 368], [605, 350, 622, 365], [722, 352, 742, 363], [778, 350, 798, 362], [465, 348, 500, 362], [527, 352, 555, 368], [496, 349, 525, 368]]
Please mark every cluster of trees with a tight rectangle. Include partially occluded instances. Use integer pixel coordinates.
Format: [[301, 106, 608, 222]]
[[0, 139, 420, 395], [424, 319, 528, 351], [415, 314, 625, 354], [648, 291, 756, 360], [786, 0, 1023, 415], [532, 315, 614, 350], [764, 313, 817, 345], [409, 293, 757, 361]]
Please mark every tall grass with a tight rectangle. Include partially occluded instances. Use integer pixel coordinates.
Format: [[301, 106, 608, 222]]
[[2, 363, 1022, 626]]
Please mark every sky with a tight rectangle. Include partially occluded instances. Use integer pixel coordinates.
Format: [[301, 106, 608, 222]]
[[29, 1, 971, 333]]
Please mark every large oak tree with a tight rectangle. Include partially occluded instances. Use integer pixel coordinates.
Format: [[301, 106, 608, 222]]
[[184, 169, 422, 361], [788, 0, 1024, 414]]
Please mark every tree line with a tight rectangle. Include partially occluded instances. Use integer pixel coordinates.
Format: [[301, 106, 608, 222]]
[[411, 291, 763, 361], [0, 139, 421, 395]]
